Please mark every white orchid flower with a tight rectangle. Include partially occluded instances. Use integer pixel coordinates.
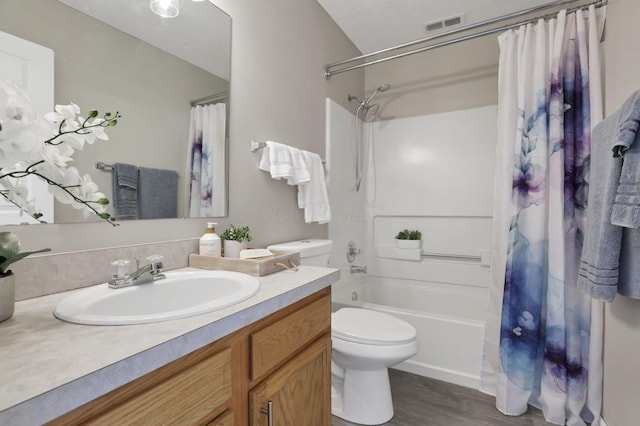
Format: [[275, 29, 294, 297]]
[[1, 81, 117, 225]]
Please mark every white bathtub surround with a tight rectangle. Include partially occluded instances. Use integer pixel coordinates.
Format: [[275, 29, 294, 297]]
[[326, 99, 497, 389], [325, 99, 367, 275]]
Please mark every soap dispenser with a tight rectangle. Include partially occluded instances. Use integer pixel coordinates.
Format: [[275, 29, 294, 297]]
[[199, 222, 221, 256]]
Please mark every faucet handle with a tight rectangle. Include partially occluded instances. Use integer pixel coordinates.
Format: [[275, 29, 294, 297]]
[[147, 254, 164, 272]]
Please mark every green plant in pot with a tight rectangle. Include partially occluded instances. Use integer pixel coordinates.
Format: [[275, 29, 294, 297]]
[[220, 224, 252, 258], [0, 232, 51, 322], [395, 229, 422, 249]]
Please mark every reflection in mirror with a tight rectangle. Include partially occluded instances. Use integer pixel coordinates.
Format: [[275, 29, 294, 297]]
[[0, 0, 230, 225]]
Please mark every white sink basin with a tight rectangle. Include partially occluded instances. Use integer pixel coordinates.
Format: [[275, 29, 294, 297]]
[[54, 269, 260, 325]]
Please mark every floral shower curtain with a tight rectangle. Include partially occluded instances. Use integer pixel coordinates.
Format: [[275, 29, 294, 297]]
[[186, 103, 226, 217], [480, 6, 606, 425]]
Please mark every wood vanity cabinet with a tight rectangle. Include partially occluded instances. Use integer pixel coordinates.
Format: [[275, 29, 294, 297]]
[[47, 287, 331, 426], [248, 293, 331, 426]]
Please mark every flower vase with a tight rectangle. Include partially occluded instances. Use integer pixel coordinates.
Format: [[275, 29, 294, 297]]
[[224, 240, 248, 258], [0, 272, 15, 322]]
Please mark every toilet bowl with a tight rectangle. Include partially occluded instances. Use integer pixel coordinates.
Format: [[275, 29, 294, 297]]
[[331, 307, 418, 425]]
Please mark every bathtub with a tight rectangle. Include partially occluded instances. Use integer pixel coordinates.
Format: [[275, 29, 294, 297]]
[[331, 275, 487, 389]]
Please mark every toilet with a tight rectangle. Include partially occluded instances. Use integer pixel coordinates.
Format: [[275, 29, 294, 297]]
[[331, 308, 418, 425], [267, 239, 418, 425]]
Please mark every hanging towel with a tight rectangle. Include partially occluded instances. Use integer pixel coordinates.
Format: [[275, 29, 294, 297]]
[[259, 141, 293, 179], [298, 150, 331, 224], [111, 163, 138, 219], [138, 167, 179, 219], [578, 90, 640, 301], [611, 91, 640, 227], [286, 145, 311, 185]]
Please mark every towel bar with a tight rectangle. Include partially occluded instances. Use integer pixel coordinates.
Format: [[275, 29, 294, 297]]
[[96, 161, 113, 171], [420, 251, 481, 260], [250, 140, 267, 152]]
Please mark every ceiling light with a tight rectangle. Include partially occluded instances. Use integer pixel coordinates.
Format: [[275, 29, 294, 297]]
[[150, 0, 179, 18]]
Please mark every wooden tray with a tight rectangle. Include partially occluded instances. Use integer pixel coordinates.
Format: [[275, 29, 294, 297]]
[[188, 250, 300, 277]]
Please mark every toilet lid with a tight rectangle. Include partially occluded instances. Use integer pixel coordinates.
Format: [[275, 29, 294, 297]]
[[332, 308, 417, 346]]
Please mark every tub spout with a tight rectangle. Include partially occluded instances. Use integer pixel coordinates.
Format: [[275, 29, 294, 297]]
[[350, 265, 367, 274]]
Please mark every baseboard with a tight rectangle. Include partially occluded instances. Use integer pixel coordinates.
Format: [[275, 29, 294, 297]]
[[393, 359, 480, 389]]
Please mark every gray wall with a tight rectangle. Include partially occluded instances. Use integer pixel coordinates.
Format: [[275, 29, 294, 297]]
[[599, 1, 640, 424], [0, 0, 363, 252]]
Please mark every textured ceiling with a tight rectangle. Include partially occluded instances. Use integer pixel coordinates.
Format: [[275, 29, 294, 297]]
[[317, 0, 564, 54]]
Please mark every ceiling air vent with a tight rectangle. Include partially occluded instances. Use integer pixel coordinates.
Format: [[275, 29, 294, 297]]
[[424, 13, 466, 33]]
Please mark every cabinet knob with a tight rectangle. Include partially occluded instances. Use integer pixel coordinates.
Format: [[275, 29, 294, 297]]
[[260, 400, 273, 426]]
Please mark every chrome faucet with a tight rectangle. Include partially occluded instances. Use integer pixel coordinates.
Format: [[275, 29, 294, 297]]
[[350, 265, 367, 274], [109, 255, 166, 289]]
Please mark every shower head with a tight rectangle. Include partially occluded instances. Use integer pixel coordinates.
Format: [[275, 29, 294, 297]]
[[363, 104, 380, 120], [364, 83, 391, 104]]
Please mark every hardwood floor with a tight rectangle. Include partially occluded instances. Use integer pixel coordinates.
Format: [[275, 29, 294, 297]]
[[332, 369, 554, 426]]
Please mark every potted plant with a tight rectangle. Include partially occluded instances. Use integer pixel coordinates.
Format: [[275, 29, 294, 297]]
[[220, 224, 252, 258], [395, 229, 422, 249], [0, 232, 51, 322]]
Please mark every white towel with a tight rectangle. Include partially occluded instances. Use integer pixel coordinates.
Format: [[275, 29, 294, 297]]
[[259, 141, 293, 179], [286, 146, 311, 185], [298, 150, 331, 224]]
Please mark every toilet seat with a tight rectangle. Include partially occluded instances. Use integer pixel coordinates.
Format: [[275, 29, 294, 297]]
[[332, 308, 416, 346]]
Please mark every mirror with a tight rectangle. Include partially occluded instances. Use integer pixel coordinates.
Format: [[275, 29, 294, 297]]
[[0, 0, 230, 224]]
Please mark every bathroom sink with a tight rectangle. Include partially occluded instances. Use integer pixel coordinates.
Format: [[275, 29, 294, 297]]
[[53, 269, 260, 325]]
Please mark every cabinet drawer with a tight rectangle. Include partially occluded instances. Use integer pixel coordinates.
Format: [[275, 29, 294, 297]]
[[250, 294, 330, 380], [57, 347, 233, 425]]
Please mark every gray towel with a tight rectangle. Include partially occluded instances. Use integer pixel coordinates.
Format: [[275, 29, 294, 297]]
[[611, 91, 640, 227], [111, 163, 138, 219], [578, 91, 640, 301], [138, 167, 178, 219]]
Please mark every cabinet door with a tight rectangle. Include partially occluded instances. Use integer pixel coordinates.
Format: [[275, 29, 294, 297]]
[[208, 409, 233, 426], [250, 333, 331, 426]]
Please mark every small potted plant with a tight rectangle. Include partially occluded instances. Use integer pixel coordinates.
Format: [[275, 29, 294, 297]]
[[220, 224, 252, 258], [0, 232, 51, 322], [395, 229, 422, 249]]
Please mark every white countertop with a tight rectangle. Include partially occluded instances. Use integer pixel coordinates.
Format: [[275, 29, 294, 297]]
[[0, 266, 339, 425]]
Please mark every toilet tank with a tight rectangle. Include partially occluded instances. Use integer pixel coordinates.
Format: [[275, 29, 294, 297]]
[[267, 239, 333, 267]]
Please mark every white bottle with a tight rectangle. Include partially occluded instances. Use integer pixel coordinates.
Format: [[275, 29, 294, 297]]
[[199, 222, 221, 256]]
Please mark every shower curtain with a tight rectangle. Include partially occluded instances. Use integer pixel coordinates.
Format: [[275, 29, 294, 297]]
[[480, 5, 606, 426], [186, 103, 226, 217]]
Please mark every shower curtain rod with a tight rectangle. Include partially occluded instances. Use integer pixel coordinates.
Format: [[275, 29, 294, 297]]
[[190, 90, 229, 107], [324, 0, 607, 79]]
